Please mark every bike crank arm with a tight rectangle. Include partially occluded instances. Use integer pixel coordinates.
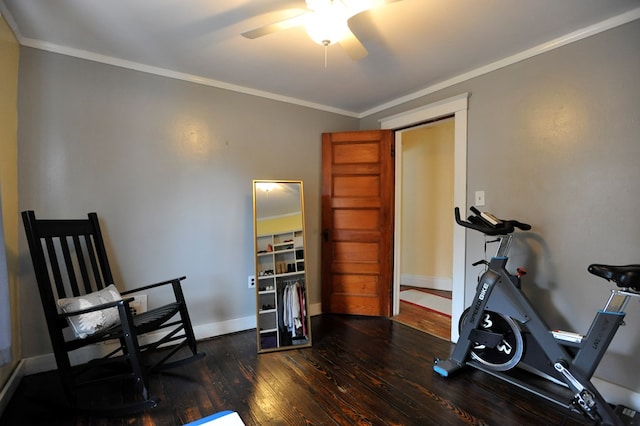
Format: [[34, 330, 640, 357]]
[[553, 361, 600, 421]]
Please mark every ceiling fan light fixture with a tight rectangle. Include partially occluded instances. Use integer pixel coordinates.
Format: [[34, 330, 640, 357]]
[[305, 0, 351, 46], [256, 182, 279, 193]]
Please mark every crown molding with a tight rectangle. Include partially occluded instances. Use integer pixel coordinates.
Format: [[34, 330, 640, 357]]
[[18, 37, 361, 118], [359, 7, 640, 118]]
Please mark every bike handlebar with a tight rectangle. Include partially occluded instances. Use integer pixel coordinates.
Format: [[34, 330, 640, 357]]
[[455, 207, 531, 235]]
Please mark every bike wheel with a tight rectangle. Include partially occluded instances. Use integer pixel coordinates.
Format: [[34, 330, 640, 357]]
[[459, 308, 524, 371]]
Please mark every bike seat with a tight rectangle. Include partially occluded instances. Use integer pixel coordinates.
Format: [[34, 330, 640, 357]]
[[588, 264, 640, 291]]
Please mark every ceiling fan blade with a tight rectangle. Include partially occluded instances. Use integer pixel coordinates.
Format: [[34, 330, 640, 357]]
[[339, 30, 368, 60], [241, 13, 307, 39]]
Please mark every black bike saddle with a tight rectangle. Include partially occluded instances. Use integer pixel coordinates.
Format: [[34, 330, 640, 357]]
[[588, 264, 640, 291]]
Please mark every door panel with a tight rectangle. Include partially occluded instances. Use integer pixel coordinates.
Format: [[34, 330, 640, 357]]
[[333, 210, 379, 230], [334, 176, 380, 196], [334, 142, 380, 163], [321, 130, 394, 317]]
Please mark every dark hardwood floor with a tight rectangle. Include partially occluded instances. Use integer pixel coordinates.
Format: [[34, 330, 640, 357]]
[[1, 314, 588, 425]]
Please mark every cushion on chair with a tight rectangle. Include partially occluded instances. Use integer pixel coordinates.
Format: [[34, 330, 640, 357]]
[[57, 284, 123, 338]]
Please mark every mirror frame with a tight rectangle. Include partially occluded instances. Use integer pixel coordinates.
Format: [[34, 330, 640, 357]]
[[253, 179, 312, 353]]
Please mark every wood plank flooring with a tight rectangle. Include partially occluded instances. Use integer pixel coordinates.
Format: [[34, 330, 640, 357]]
[[393, 287, 452, 340], [1, 314, 588, 425]]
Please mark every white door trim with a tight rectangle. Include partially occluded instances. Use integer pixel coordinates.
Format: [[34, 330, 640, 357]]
[[380, 93, 468, 342]]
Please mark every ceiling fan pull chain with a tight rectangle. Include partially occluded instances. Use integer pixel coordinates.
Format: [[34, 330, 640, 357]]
[[323, 39, 330, 68], [324, 45, 328, 68]]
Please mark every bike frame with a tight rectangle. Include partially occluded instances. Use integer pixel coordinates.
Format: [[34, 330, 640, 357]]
[[434, 234, 631, 425]]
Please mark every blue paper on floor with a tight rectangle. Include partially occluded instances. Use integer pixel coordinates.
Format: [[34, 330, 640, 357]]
[[184, 410, 245, 426]]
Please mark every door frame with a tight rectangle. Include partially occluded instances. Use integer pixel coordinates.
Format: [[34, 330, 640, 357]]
[[380, 93, 469, 342]]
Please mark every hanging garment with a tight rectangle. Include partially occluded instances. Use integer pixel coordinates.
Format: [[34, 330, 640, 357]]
[[282, 282, 302, 337], [298, 284, 306, 337]]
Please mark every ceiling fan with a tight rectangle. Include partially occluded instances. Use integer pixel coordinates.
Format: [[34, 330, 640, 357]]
[[241, 0, 402, 61]]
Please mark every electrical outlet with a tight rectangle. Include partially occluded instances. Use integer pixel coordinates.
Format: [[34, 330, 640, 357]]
[[129, 294, 147, 316], [248, 275, 256, 289]]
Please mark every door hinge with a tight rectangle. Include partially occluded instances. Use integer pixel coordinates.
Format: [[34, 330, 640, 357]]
[[391, 143, 395, 157]]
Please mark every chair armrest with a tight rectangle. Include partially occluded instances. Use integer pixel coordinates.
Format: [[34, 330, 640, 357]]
[[121, 276, 187, 295], [58, 297, 135, 318]]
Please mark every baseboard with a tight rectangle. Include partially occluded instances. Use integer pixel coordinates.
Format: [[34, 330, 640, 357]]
[[192, 315, 256, 340], [593, 376, 640, 411], [0, 360, 24, 417], [401, 274, 452, 291], [309, 302, 321, 317]]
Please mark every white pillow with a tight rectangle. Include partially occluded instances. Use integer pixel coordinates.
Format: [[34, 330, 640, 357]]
[[57, 284, 123, 339]]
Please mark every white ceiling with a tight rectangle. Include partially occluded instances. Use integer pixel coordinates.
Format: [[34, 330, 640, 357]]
[[1, 0, 639, 117], [255, 182, 302, 219]]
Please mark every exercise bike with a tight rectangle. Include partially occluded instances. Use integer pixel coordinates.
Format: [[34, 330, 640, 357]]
[[433, 207, 640, 425]]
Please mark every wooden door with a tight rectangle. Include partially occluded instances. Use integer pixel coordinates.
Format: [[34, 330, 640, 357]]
[[321, 130, 394, 316]]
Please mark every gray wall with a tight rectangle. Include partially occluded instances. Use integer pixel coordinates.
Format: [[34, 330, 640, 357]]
[[17, 48, 357, 358], [363, 20, 640, 393]]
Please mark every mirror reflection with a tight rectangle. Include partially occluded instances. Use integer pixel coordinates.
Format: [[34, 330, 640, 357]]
[[253, 180, 311, 352]]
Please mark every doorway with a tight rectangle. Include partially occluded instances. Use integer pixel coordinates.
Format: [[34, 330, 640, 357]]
[[380, 93, 468, 342], [395, 119, 454, 340]]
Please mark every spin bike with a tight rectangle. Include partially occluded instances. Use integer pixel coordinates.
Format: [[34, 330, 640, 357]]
[[433, 207, 640, 425]]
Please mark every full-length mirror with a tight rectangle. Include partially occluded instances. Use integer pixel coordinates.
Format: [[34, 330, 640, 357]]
[[253, 180, 312, 353]]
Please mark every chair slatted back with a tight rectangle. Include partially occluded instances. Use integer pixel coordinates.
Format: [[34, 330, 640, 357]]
[[22, 211, 115, 333]]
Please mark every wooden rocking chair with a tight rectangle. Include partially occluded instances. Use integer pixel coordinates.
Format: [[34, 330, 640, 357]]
[[21, 210, 205, 415]]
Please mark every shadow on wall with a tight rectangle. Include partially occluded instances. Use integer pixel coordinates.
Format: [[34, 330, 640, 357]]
[[509, 232, 571, 331]]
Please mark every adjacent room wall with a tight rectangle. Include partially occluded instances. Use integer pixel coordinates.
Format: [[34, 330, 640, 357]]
[[400, 121, 454, 288], [0, 14, 20, 390], [362, 19, 640, 399], [16, 47, 358, 359]]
